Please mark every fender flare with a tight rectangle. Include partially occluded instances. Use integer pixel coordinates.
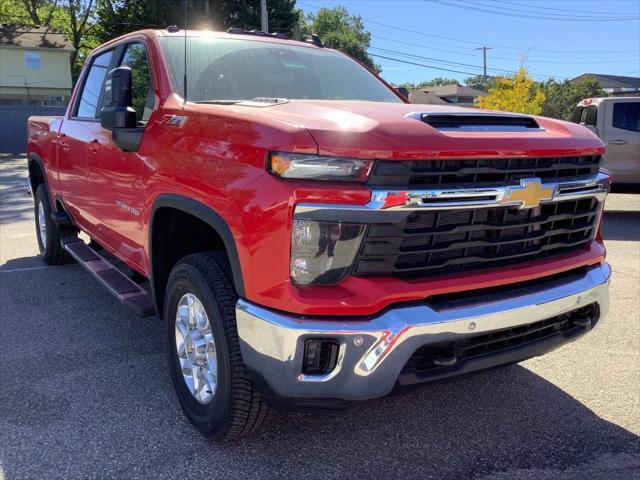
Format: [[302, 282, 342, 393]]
[[27, 152, 48, 197], [148, 194, 246, 311]]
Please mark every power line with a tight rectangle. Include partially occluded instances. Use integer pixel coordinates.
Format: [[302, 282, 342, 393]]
[[369, 52, 486, 77], [476, 0, 635, 19], [425, 0, 640, 22], [489, 0, 626, 16], [370, 33, 638, 64], [298, 2, 639, 54]]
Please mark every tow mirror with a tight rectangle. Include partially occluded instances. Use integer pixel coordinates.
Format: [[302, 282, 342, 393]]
[[99, 66, 143, 152], [100, 66, 137, 130]]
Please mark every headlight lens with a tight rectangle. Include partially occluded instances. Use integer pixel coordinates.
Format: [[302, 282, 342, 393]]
[[290, 219, 365, 285], [268, 152, 373, 182]]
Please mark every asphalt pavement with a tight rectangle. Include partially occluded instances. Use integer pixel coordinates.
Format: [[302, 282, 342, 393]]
[[1, 154, 639, 479]]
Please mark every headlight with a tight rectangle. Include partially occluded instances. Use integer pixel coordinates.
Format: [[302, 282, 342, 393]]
[[290, 219, 365, 285], [268, 152, 373, 182]]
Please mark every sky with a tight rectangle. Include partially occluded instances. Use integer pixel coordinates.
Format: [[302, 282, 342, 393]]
[[297, 0, 640, 85]]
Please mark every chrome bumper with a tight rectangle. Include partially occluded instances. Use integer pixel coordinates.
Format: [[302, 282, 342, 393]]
[[236, 263, 611, 401]]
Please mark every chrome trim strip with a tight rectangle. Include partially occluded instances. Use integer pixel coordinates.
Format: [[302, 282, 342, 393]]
[[236, 263, 610, 400], [294, 172, 610, 215]]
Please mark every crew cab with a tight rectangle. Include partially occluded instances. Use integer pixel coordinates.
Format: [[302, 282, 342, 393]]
[[572, 97, 640, 186], [27, 28, 611, 439]]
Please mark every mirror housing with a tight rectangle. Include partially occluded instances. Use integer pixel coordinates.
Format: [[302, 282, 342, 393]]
[[99, 66, 144, 152], [100, 67, 137, 130]]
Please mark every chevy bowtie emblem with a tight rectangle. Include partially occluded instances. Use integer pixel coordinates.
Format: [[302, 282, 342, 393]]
[[504, 178, 555, 209]]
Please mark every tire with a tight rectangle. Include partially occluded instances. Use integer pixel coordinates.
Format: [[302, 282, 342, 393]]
[[165, 252, 272, 439], [34, 184, 74, 265]]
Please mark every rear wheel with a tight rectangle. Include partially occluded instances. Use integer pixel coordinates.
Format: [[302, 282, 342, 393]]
[[34, 184, 74, 265], [165, 252, 272, 439]]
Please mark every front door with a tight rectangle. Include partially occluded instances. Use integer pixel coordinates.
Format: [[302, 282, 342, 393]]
[[57, 48, 115, 228], [86, 42, 156, 269]]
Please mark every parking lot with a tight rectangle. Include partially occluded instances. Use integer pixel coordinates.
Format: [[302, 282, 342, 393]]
[[0, 154, 638, 479]]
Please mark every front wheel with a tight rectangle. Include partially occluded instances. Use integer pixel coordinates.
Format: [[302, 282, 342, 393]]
[[165, 252, 272, 439]]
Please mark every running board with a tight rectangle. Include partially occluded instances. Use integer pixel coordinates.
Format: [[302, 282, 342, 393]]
[[61, 237, 155, 317]]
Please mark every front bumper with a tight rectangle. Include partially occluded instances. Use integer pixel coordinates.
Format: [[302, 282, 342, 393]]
[[236, 263, 610, 402]]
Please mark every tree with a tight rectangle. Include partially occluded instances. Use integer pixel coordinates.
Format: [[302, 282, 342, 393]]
[[96, 0, 300, 42], [541, 76, 606, 120], [476, 67, 545, 115], [303, 6, 379, 73], [464, 75, 496, 91]]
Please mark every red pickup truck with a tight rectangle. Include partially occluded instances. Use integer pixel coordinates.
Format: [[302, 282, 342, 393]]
[[27, 28, 611, 439]]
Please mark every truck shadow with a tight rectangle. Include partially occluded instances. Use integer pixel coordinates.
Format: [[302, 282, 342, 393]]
[[231, 366, 640, 478]]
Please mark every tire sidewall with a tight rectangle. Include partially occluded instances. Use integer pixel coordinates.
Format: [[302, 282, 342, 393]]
[[165, 262, 233, 435], [34, 185, 53, 259]]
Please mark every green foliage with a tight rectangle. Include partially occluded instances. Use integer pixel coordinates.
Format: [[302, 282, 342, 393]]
[[464, 75, 495, 91], [302, 6, 379, 73], [96, 0, 300, 42], [397, 77, 459, 91], [540, 76, 606, 120], [476, 67, 546, 115]]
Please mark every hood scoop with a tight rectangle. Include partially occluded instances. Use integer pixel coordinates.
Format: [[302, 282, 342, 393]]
[[407, 112, 542, 132]]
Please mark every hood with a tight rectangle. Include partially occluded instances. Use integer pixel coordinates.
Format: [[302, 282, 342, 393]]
[[253, 100, 605, 160]]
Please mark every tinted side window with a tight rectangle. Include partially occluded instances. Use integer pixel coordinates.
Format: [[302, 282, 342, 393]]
[[582, 105, 597, 126], [570, 107, 583, 124], [121, 44, 154, 122], [75, 50, 114, 118], [612, 102, 640, 132]]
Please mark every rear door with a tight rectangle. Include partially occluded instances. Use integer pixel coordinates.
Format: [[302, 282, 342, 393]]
[[601, 101, 640, 185], [57, 48, 116, 228], [86, 41, 156, 268]]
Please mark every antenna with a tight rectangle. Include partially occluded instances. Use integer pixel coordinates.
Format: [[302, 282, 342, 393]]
[[183, 0, 188, 105]]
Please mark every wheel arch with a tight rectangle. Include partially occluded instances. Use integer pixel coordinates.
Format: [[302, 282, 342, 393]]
[[148, 194, 246, 318], [27, 152, 47, 197]]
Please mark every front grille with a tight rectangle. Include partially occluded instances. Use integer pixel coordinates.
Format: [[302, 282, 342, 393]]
[[401, 303, 598, 377], [368, 156, 601, 187], [353, 197, 601, 277]]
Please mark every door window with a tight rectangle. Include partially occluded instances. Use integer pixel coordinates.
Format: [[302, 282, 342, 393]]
[[612, 102, 640, 132], [582, 105, 598, 127], [120, 43, 154, 123], [74, 50, 114, 119]]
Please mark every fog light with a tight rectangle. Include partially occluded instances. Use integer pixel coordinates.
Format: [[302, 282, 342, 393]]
[[302, 339, 340, 375], [290, 219, 365, 285]]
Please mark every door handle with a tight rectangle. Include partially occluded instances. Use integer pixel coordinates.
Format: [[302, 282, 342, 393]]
[[609, 140, 627, 145]]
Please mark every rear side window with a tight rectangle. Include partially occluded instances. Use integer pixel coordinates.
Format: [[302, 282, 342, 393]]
[[75, 50, 114, 119], [612, 102, 640, 132], [582, 105, 597, 126]]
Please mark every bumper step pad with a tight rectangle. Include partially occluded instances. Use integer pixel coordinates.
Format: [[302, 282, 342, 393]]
[[61, 237, 155, 317]]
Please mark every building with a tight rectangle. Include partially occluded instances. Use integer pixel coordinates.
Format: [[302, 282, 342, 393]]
[[0, 24, 74, 105], [409, 84, 488, 107], [570, 73, 640, 96]]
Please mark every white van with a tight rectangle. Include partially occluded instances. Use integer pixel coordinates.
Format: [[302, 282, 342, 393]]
[[572, 97, 640, 185]]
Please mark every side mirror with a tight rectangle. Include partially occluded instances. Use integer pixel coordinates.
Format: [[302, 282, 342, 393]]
[[100, 67, 137, 130]]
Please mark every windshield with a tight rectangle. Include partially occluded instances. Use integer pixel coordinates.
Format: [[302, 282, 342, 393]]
[[159, 36, 402, 103]]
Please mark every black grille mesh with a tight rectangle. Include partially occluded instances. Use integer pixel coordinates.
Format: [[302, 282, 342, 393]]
[[353, 198, 601, 277]]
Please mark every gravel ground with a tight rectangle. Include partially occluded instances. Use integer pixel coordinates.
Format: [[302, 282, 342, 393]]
[[1, 155, 638, 479]]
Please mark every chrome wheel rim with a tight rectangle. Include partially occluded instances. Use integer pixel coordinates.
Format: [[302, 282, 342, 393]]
[[175, 293, 218, 404], [37, 200, 47, 247]]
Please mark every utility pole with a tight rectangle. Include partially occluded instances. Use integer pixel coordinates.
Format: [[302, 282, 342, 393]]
[[475, 46, 492, 85], [261, 0, 269, 33]]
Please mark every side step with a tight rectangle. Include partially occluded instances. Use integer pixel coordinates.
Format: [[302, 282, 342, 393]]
[[61, 237, 155, 317]]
